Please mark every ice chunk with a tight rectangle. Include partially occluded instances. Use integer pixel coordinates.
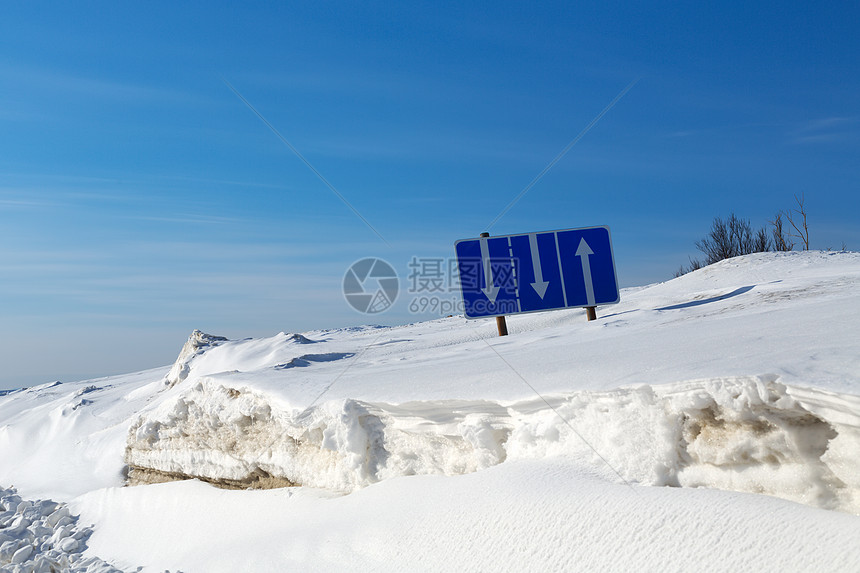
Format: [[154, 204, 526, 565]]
[[165, 330, 228, 388]]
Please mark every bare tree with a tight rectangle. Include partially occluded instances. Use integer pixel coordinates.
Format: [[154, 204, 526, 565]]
[[676, 199, 812, 278], [673, 256, 705, 278], [695, 216, 732, 265], [728, 214, 755, 256], [770, 212, 794, 251], [695, 213, 768, 265], [754, 227, 771, 253], [785, 193, 810, 250]]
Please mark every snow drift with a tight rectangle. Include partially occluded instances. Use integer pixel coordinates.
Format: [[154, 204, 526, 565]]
[[126, 367, 860, 513], [119, 251, 860, 515], [3, 250, 860, 571]]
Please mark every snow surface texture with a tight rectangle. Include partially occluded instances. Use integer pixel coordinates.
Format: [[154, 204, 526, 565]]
[[122, 251, 860, 514], [73, 464, 860, 573], [1, 251, 860, 571], [0, 486, 121, 572]]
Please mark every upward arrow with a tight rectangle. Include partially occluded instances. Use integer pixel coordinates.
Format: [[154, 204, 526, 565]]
[[575, 238, 596, 306], [528, 234, 549, 299], [479, 236, 500, 303]]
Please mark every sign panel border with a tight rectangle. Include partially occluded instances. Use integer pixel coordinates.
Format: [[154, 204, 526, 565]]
[[454, 225, 620, 320]]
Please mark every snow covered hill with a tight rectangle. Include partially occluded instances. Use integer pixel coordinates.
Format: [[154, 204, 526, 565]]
[[1, 251, 859, 572]]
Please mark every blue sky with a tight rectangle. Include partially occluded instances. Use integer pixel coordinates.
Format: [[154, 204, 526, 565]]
[[1, 1, 858, 388]]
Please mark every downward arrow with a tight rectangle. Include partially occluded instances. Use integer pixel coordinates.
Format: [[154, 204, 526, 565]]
[[576, 238, 596, 306], [480, 236, 500, 303], [528, 234, 549, 299]]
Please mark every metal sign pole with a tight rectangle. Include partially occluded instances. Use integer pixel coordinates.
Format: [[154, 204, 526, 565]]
[[480, 232, 509, 337]]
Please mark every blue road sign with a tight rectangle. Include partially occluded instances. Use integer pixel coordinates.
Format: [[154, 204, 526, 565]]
[[455, 226, 619, 319]]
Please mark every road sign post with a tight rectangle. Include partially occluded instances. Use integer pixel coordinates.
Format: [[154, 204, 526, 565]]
[[455, 226, 619, 323], [480, 232, 509, 336]]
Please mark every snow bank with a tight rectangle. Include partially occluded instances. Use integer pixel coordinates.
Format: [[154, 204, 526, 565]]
[[126, 377, 513, 492], [126, 373, 860, 513], [75, 462, 860, 573], [0, 486, 121, 572]]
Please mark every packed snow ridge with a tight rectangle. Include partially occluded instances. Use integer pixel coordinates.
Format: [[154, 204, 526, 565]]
[[126, 371, 860, 513]]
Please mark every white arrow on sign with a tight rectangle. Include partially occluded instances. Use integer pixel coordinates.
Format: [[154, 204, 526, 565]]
[[528, 233, 549, 299], [480, 236, 500, 303], [575, 238, 596, 306]]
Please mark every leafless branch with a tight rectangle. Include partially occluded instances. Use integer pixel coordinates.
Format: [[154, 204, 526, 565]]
[[785, 193, 809, 250]]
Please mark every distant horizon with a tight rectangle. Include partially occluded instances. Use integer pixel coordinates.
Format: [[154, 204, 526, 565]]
[[3, 246, 856, 391]]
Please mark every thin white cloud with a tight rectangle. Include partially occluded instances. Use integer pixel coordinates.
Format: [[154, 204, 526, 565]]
[[1, 62, 208, 106], [127, 214, 240, 225], [796, 116, 857, 132], [0, 198, 57, 208], [790, 116, 858, 144], [663, 122, 780, 139], [150, 174, 295, 190]]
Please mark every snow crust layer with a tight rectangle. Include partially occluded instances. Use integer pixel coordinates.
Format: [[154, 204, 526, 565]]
[[125, 374, 860, 513]]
